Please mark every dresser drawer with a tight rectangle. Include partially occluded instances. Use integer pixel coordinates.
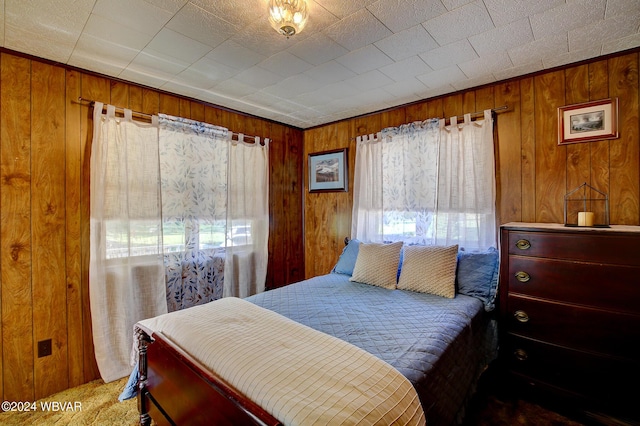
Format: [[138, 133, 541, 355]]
[[503, 335, 639, 406], [508, 231, 640, 266], [506, 295, 640, 359], [508, 256, 640, 313]]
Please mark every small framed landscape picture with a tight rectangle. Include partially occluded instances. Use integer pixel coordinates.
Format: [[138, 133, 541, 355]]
[[308, 148, 348, 193], [558, 98, 618, 145]]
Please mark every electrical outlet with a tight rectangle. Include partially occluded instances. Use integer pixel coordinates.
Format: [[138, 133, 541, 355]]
[[38, 339, 52, 358]]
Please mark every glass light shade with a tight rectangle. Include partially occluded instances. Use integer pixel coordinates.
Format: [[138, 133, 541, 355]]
[[268, 0, 308, 37]]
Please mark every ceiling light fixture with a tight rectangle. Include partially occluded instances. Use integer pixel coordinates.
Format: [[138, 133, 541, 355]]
[[268, 0, 308, 38]]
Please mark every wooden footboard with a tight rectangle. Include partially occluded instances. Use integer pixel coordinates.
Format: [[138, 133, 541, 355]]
[[136, 328, 282, 426]]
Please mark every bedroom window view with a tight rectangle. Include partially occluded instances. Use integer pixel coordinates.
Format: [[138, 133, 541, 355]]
[[353, 111, 497, 250]]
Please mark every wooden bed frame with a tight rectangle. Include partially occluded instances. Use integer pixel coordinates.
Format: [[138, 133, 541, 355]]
[[136, 328, 282, 426]]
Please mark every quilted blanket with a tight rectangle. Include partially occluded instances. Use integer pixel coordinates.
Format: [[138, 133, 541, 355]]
[[246, 273, 498, 425], [136, 297, 426, 426]]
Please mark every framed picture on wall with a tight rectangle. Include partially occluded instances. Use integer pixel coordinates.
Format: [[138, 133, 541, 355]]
[[558, 98, 619, 145], [308, 148, 348, 193]]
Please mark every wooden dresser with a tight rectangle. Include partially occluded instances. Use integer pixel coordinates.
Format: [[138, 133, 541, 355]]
[[499, 222, 640, 422]]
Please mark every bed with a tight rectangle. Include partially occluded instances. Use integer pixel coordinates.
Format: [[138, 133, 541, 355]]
[[131, 239, 500, 425]]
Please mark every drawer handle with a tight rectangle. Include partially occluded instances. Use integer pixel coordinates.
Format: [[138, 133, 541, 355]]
[[515, 271, 530, 282], [514, 310, 529, 323], [515, 239, 531, 250], [514, 348, 528, 361]]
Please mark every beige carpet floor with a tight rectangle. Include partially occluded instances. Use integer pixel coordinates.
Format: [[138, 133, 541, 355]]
[[0, 375, 588, 426]]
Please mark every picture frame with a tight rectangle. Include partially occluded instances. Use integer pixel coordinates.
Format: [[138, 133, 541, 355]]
[[558, 98, 618, 145], [308, 148, 348, 193]]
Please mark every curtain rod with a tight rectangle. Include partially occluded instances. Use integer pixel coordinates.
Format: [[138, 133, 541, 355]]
[[77, 97, 266, 144], [353, 105, 510, 141], [438, 105, 509, 124]]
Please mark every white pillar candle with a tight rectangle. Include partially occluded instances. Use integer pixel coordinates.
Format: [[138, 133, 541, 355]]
[[578, 211, 594, 227]]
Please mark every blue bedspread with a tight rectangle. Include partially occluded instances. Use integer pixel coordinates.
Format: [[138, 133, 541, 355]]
[[246, 273, 497, 425]]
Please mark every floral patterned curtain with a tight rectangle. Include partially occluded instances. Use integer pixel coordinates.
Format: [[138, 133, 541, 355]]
[[158, 114, 229, 311]]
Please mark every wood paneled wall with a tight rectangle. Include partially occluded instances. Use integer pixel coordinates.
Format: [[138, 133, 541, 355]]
[[0, 50, 303, 401], [303, 50, 640, 278]]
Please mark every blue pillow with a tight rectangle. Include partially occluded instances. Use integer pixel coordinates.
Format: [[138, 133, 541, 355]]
[[331, 238, 361, 276], [456, 247, 499, 311]]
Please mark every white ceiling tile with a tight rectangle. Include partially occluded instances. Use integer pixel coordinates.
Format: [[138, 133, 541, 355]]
[[542, 45, 603, 69], [119, 66, 169, 89], [603, 33, 640, 55], [508, 33, 567, 67], [234, 66, 283, 89], [160, 80, 207, 100], [605, 0, 640, 17], [569, 10, 640, 51], [367, 0, 447, 33], [458, 51, 512, 79], [292, 89, 336, 108], [469, 18, 534, 56], [190, 0, 263, 28], [381, 78, 428, 99], [144, 0, 188, 14], [419, 39, 478, 70], [4, 23, 76, 63], [423, 1, 494, 45], [206, 40, 266, 70], [325, 8, 392, 51], [314, 0, 378, 19], [259, 51, 314, 78], [231, 19, 301, 57], [262, 74, 324, 98], [287, 32, 349, 65], [147, 28, 212, 64], [129, 48, 189, 78], [92, 0, 173, 37], [211, 79, 257, 99], [345, 70, 394, 91], [529, 0, 606, 40], [417, 66, 467, 88], [379, 56, 433, 82], [175, 57, 237, 89], [375, 25, 439, 61], [441, 0, 474, 10], [0, 0, 4, 46], [493, 60, 544, 82], [303, 61, 356, 84], [335, 45, 394, 74], [451, 74, 496, 91], [483, 0, 563, 27], [83, 13, 152, 51], [165, 3, 235, 48], [317, 81, 360, 100], [68, 32, 138, 73]]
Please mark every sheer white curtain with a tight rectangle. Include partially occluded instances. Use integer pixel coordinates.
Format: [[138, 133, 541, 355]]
[[224, 137, 270, 298], [158, 115, 230, 312], [89, 103, 166, 382], [352, 110, 496, 250]]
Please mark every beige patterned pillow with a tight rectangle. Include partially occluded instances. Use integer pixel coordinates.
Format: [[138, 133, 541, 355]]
[[397, 245, 458, 298], [349, 242, 403, 290]]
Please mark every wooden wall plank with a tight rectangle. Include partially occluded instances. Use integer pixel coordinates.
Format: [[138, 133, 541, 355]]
[[159, 94, 180, 116], [31, 61, 68, 399], [65, 69, 84, 388], [534, 71, 566, 223], [588, 60, 611, 213], [564, 64, 591, 219], [0, 53, 34, 401], [495, 81, 522, 223], [520, 77, 536, 222], [110, 81, 129, 107], [0, 50, 3, 400], [608, 53, 639, 224]]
